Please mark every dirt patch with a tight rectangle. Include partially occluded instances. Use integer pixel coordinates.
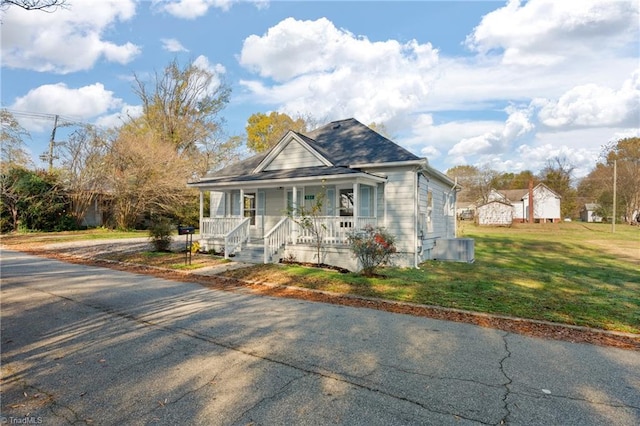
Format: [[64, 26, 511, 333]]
[[6, 243, 638, 352]]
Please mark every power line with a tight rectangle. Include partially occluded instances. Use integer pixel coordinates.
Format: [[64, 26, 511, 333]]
[[3, 108, 86, 127]]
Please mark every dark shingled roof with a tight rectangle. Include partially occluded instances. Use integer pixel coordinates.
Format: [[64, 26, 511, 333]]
[[200, 118, 421, 183], [303, 118, 421, 166]]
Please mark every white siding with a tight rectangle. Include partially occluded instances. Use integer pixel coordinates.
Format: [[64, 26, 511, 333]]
[[376, 168, 416, 254], [265, 140, 325, 171], [210, 191, 225, 216], [478, 202, 513, 225]]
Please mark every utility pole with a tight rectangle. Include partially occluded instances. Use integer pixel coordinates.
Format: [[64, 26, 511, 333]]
[[48, 114, 58, 172], [40, 114, 59, 172], [612, 159, 617, 233]]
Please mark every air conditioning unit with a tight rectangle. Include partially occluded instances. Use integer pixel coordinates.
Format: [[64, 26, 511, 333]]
[[431, 238, 475, 263]]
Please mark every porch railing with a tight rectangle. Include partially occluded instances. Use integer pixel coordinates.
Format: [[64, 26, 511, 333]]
[[264, 216, 291, 263], [201, 217, 244, 237], [224, 218, 251, 259], [296, 216, 377, 244]]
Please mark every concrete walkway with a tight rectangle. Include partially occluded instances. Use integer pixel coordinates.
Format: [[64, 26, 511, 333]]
[[1, 249, 639, 425]]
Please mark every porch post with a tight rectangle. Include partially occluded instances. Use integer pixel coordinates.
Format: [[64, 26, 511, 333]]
[[292, 185, 298, 244], [373, 184, 378, 220], [239, 189, 244, 218], [353, 182, 359, 226], [209, 191, 214, 218], [199, 190, 204, 235]]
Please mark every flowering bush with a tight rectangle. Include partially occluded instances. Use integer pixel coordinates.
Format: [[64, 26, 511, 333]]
[[347, 225, 396, 276]]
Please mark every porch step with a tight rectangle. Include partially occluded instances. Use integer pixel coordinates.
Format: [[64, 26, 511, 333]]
[[232, 244, 267, 264]]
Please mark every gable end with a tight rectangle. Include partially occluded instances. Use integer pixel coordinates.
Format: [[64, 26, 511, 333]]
[[254, 132, 332, 172]]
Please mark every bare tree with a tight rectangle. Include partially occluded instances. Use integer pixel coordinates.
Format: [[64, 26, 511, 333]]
[[132, 58, 231, 158], [59, 125, 110, 227], [0, 109, 32, 168], [106, 129, 193, 229], [1, 0, 67, 12]]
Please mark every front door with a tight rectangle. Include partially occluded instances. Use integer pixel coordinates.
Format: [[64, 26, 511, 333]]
[[244, 193, 256, 225]]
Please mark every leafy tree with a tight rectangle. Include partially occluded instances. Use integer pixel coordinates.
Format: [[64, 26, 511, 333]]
[[603, 137, 640, 223], [0, 109, 32, 168], [0, 166, 74, 232], [446, 165, 482, 203], [246, 112, 307, 153], [491, 170, 536, 190], [538, 156, 577, 218], [149, 217, 174, 252]]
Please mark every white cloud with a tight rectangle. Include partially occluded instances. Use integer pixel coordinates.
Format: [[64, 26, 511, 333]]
[[11, 83, 123, 131], [192, 55, 227, 95], [236, 8, 638, 177], [536, 70, 640, 128], [95, 105, 144, 129], [239, 17, 439, 125], [466, 0, 639, 66], [161, 38, 189, 53], [155, 0, 266, 19], [516, 143, 598, 178], [1, 0, 140, 74]]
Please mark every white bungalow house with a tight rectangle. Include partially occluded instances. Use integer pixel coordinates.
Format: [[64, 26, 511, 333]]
[[483, 184, 561, 224], [187, 118, 471, 271]]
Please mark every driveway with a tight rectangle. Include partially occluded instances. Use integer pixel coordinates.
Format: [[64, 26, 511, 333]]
[[1, 249, 639, 425]]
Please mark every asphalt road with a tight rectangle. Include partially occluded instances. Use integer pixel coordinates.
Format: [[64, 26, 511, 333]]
[[1, 249, 639, 425]]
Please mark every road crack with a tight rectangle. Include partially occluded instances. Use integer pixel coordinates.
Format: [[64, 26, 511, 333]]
[[496, 331, 513, 425]]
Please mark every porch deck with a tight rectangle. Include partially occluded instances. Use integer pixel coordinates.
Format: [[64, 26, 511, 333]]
[[199, 216, 377, 263]]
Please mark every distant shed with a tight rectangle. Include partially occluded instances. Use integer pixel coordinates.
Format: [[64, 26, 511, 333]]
[[477, 200, 513, 226]]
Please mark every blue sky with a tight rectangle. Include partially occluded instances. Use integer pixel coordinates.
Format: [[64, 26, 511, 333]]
[[2, 0, 638, 178]]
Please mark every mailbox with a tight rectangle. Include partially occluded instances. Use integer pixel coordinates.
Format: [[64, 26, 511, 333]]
[[177, 225, 195, 235]]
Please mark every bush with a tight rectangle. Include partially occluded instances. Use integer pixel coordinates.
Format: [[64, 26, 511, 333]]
[[347, 225, 396, 276], [149, 217, 173, 252]]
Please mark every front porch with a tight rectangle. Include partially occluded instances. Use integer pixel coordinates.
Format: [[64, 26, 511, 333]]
[[198, 215, 377, 265]]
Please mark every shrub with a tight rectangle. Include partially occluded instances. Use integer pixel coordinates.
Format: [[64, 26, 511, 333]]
[[347, 225, 396, 276], [149, 217, 173, 252]]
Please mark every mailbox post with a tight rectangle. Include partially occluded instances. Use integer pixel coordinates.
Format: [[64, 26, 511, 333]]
[[177, 225, 195, 265]]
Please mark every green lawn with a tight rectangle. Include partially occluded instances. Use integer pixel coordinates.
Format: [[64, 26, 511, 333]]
[[0, 228, 147, 245], [3, 223, 638, 333], [221, 222, 640, 333]]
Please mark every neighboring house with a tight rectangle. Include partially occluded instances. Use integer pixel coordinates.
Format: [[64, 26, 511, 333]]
[[187, 118, 470, 270], [580, 203, 602, 223], [483, 184, 561, 224], [476, 200, 514, 226]]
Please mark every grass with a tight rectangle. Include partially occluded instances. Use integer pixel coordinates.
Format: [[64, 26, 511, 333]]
[[221, 222, 640, 333], [3, 223, 638, 333], [102, 250, 230, 270], [0, 228, 147, 245]]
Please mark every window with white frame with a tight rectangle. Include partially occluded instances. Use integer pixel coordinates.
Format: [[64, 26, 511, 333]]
[[359, 185, 374, 217], [326, 187, 335, 216], [426, 190, 433, 232]]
